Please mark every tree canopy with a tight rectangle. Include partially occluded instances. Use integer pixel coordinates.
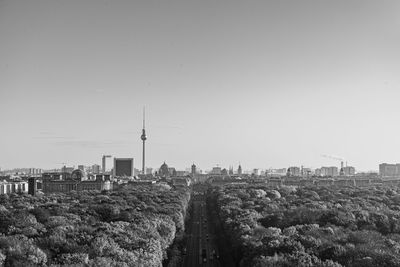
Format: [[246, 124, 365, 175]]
[[210, 184, 400, 267], [0, 184, 190, 267]]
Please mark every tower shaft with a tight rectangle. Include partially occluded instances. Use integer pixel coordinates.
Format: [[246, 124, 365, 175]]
[[142, 138, 145, 174]]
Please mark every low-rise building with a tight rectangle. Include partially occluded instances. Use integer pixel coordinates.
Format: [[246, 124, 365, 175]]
[[42, 172, 112, 194], [0, 180, 28, 194]]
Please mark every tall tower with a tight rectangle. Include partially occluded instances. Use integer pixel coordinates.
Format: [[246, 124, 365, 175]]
[[141, 107, 147, 174]]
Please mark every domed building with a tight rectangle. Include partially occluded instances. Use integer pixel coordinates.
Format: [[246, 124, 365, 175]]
[[71, 169, 87, 181], [159, 162, 170, 177]]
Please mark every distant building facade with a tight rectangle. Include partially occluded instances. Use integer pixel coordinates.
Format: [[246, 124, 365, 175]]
[[113, 158, 134, 177], [71, 169, 87, 180], [319, 166, 339, 177], [159, 162, 169, 177], [0, 180, 28, 195], [43, 172, 69, 180], [301, 167, 312, 177], [287, 167, 301, 177], [28, 168, 42, 175], [343, 166, 356, 176], [210, 167, 222, 175], [43, 179, 112, 193], [253, 169, 261, 176], [191, 174, 209, 183], [379, 163, 400, 177], [267, 168, 287, 177], [237, 165, 242, 175], [92, 164, 100, 174], [158, 162, 177, 177], [221, 168, 228, 176], [176, 170, 189, 176], [168, 167, 177, 176], [42, 172, 112, 194], [191, 163, 197, 176], [28, 177, 37, 195]]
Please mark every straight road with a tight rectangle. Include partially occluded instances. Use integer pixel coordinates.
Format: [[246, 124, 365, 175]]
[[182, 185, 221, 267]]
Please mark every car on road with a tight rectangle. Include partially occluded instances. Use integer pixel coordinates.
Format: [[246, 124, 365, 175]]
[[202, 249, 207, 263]]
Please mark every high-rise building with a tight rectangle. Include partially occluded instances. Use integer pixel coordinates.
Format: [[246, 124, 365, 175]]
[[102, 155, 112, 173], [113, 158, 134, 177], [343, 166, 356, 176], [320, 166, 338, 177], [379, 163, 400, 177], [92, 164, 100, 174], [28, 177, 37, 196]]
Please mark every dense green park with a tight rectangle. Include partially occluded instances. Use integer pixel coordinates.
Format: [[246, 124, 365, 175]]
[[0, 184, 190, 266], [209, 184, 400, 267]]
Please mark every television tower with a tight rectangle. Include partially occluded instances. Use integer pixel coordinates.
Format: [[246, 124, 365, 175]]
[[141, 107, 147, 174]]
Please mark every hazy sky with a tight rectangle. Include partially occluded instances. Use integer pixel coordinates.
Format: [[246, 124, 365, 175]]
[[1, 0, 400, 171]]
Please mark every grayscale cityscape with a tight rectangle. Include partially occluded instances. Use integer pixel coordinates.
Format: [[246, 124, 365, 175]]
[[1, 1, 400, 267]]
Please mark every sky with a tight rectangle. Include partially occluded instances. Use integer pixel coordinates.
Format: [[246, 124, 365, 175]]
[[1, 0, 400, 172]]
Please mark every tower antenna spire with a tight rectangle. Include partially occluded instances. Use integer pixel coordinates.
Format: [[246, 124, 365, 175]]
[[143, 106, 145, 129]]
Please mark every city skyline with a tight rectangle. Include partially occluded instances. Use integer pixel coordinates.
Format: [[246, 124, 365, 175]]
[[1, 1, 400, 171]]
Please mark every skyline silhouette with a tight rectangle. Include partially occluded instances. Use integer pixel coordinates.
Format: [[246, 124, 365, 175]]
[[1, 0, 400, 171]]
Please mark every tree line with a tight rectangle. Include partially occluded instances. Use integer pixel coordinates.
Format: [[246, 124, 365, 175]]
[[209, 184, 400, 267], [0, 183, 190, 266]]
